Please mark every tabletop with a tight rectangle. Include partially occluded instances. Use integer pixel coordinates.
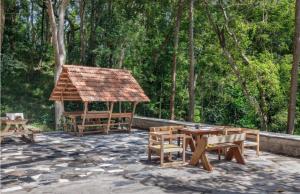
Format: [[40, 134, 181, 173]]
[[178, 126, 225, 135], [0, 119, 28, 125]]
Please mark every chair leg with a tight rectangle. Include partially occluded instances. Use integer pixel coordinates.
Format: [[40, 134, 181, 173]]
[[160, 150, 164, 166], [256, 146, 260, 156], [148, 149, 151, 161], [168, 152, 172, 161], [182, 137, 186, 163]]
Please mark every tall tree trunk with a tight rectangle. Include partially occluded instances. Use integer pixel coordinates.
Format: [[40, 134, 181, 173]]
[[40, 1, 45, 47], [87, 0, 100, 66], [0, 0, 5, 52], [46, 0, 69, 129], [80, 0, 86, 63], [188, 0, 195, 122], [30, 0, 35, 45], [287, 0, 300, 134], [170, 0, 184, 120]]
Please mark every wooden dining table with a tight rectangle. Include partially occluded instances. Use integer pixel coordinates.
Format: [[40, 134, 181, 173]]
[[178, 126, 225, 152]]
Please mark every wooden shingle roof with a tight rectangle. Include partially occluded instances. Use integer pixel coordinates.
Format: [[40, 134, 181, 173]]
[[49, 65, 150, 102]]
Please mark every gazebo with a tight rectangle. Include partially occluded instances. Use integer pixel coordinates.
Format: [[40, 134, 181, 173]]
[[49, 65, 149, 135]]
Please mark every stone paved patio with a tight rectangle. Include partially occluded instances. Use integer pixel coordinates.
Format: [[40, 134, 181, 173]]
[[1, 129, 300, 193]]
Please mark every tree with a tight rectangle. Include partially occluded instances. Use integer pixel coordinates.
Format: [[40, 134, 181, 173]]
[[188, 0, 196, 122], [204, 0, 269, 130], [170, 0, 184, 120], [46, 0, 69, 129], [0, 0, 5, 52], [287, 0, 300, 134], [79, 0, 86, 63]]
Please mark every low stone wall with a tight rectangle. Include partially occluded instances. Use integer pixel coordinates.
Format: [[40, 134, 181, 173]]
[[132, 116, 300, 157]]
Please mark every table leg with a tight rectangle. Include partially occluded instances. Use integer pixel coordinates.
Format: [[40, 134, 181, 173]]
[[190, 137, 206, 166], [188, 137, 196, 152], [1, 124, 11, 143], [200, 151, 213, 171], [0, 124, 10, 143], [225, 147, 245, 165]]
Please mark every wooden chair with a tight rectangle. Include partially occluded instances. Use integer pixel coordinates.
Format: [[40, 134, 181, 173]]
[[148, 129, 186, 167], [241, 128, 260, 156], [190, 133, 246, 171]]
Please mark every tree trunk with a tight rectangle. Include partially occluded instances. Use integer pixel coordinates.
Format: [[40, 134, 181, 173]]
[[0, 0, 5, 52], [188, 0, 195, 122], [80, 0, 86, 63], [87, 0, 98, 66], [287, 0, 300, 134], [40, 1, 45, 47], [170, 0, 184, 120], [46, 0, 69, 129]]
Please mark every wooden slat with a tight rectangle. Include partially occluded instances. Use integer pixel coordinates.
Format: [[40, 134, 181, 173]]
[[82, 113, 110, 119], [111, 112, 132, 118], [206, 133, 246, 145]]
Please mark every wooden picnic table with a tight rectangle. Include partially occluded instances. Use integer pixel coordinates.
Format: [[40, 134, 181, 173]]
[[178, 126, 245, 171], [0, 118, 34, 143], [63, 111, 134, 135], [178, 126, 225, 152]]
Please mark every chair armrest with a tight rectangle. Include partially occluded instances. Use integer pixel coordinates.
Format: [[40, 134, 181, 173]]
[[241, 128, 259, 135], [149, 131, 170, 137]]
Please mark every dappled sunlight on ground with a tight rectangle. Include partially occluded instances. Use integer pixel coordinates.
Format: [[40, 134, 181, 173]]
[[1, 130, 299, 193]]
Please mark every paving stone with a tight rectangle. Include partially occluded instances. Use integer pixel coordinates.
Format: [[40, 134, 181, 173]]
[[1, 131, 299, 193], [1, 186, 23, 193], [108, 169, 124, 173], [55, 163, 69, 167], [31, 174, 42, 181], [58, 179, 70, 183]]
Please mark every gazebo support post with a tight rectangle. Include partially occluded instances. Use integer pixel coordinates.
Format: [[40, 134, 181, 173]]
[[128, 102, 138, 132], [119, 102, 123, 130], [106, 102, 114, 134], [106, 102, 109, 110], [81, 102, 88, 136]]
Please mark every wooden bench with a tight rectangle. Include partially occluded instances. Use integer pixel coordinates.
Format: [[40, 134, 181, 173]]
[[190, 133, 246, 171], [223, 127, 260, 156]]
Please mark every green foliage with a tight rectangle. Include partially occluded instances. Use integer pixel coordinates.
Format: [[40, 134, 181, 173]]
[[1, 0, 299, 134]]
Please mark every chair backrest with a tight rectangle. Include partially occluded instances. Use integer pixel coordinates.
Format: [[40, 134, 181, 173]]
[[149, 125, 184, 133], [241, 128, 259, 141], [150, 126, 169, 132], [223, 127, 242, 135], [205, 133, 246, 145]]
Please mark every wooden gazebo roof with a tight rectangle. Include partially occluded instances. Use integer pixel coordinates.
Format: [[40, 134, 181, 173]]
[[49, 65, 150, 102]]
